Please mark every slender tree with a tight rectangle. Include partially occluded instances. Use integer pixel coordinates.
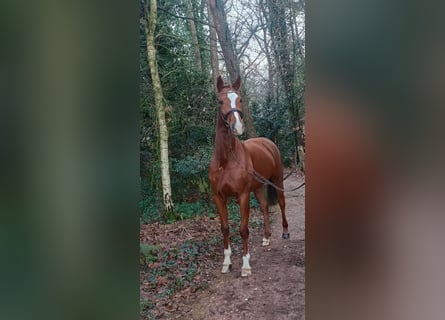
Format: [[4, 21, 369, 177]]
[[207, 0, 219, 89], [145, 0, 174, 213], [289, 0, 305, 170], [208, 0, 257, 138], [187, 0, 203, 72]]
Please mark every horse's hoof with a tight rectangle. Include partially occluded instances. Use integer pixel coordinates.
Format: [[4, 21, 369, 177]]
[[262, 238, 271, 246], [221, 264, 232, 273], [282, 233, 290, 239], [241, 268, 252, 277]]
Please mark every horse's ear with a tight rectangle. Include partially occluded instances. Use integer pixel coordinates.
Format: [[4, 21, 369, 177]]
[[232, 75, 241, 91], [216, 75, 224, 92]]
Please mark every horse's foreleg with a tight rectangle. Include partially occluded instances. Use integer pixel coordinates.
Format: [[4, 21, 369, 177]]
[[214, 195, 231, 273], [238, 192, 252, 277], [254, 187, 271, 246]]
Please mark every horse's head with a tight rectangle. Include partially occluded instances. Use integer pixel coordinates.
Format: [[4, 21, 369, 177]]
[[216, 75, 245, 136]]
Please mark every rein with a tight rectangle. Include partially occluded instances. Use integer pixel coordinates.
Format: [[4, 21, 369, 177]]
[[250, 166, 305, 193]]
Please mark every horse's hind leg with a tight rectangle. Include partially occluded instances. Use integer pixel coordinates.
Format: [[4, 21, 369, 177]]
[[213, 194, 232, 273], [277, 188, 289, 239], [270, 174, 289, 239], [254, 187, 271, 246]]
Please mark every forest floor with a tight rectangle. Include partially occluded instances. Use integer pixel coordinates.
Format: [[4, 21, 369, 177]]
[[140, 170, 305, 320]]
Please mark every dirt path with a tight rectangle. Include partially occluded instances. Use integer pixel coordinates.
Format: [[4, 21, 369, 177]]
[[187, 171, 305, 320]]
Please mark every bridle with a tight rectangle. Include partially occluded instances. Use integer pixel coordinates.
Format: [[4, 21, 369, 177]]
[[220, 108, 244, 128], [218, 89, 244, 129]]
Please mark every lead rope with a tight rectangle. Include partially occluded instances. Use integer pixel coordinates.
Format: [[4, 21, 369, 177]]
[[283, 166, 297, 180], [251, 168, 305, 192]]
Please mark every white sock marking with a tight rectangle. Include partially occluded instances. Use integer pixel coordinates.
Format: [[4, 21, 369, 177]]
[[222, 245, 232, 273], [242, 253, 251, 270], [223, 245, 232, 265], [241, 252, 251, 277]]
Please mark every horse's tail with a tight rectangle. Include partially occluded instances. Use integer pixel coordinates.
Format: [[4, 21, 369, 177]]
[[267, 184, 278, 206]]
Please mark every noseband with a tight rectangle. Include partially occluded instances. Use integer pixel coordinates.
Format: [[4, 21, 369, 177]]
[[220, 108, 244, 128]]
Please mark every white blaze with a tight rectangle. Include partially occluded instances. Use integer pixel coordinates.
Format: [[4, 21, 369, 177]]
[[227, 91, 244, 135]]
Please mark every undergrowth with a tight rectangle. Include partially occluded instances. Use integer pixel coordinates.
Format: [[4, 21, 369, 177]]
[[140, 188, 261, 225], [140, 236, 220, 319]]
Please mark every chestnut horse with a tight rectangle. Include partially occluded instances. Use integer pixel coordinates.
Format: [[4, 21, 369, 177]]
[[208, 75, 289, 277]]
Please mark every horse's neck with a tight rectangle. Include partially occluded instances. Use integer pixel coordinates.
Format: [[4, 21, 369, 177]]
[[214, 121, 237, 166]]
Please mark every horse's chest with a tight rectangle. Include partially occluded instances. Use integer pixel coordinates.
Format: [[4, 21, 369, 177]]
[[211, 166, 249, 196]]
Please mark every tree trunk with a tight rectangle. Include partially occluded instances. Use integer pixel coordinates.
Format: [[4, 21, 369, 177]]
[[257, 10, 276, 116], [207, 0, 238, 79], [187, 0, 203, 72], [208, 0, 257, 138], [207, 0, 219, 90], [145, 0, 174, 213], [266, 0, 305, 169], [288, 0, 305, 170]]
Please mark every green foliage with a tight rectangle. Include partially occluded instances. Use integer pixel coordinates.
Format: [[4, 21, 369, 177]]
[[140, 173, 214, 224], [171, 148, 211, 179], [174, 200, 212, 219], [140, 243, 160, 264], [226, 193, 260, 225], [252, 99, 295, 166], [140, 176, 163, 224], [226, 199, 239, 223], [140, 195, 160, 224], [169, 140, 213, 202], [250, 193, 260, 209], [161, 200, 214, 224], [140, 196, 214, 225]]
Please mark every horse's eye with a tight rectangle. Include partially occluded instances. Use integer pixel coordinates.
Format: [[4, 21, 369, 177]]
[[218, 100, 223, 105], [239, 99, 243, 103]]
